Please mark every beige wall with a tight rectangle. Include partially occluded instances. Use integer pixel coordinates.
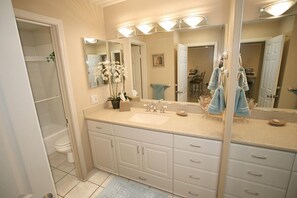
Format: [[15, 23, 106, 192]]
[[144, 33, 175, 101], [103, 0, 230, 39], [12, 0, 109, 175], [278, 17, 297, 108]]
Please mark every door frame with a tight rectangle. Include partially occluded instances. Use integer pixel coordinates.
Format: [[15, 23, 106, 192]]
[[14, 9, 87, 179]]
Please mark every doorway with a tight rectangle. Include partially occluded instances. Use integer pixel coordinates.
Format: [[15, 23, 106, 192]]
[[16, 20, 77, 193]]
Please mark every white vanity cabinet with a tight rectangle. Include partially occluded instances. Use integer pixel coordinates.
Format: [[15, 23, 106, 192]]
[[286, 155, 297, 198], [87, 120, 118, 174], [173, 135, 222, 198], [225, 143, 295, 198], [113, 125, 173, 192]]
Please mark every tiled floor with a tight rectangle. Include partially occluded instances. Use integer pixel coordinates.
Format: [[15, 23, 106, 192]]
[[49, 152, 182, 198]]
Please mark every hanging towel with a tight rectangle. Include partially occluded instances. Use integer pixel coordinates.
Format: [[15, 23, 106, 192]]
[[208, 85, 226, 114], [238, 67, 249, 91], [151, 84, 169, 100], [207, 67, 220, 90], [234, 86, 250, 116]]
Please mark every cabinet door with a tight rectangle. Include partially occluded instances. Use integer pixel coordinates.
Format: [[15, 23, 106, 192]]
[[89, 132, 118, 174], [142, 142, 173, 179], [116, 137, 142, 171]]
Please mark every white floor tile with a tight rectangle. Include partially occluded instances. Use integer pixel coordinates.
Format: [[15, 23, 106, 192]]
[[88, 170, 110, 186], [100, 174, 115, 188], [49, 153, 66, 168], [57, 161, 75, 173], [55, 174, 79, 196], [65, 181, 98, 198], [69, 168, 77, 176], [52, 169, 67, 183], [90, 187, 104, 198]]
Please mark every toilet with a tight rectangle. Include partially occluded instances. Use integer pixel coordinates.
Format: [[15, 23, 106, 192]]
[[54, 135, 74, 163]]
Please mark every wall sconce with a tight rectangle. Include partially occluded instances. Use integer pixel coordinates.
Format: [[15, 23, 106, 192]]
[[182, 15, 205, 28], [136, 24, 155, 34], [260, 0, 296, 16], [158, 20, 177, 31], [118, 26, 134, 37]]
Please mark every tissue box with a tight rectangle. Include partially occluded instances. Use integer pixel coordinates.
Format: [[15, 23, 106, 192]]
[[120, 100, 131, 112]]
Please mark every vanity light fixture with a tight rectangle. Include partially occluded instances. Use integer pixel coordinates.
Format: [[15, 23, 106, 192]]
[[84, 38, 98, 44], [182, 15, 205, 28], [136, 24, 155, 34], [158, 20, 177, 31], [261, 0, 296, 16], [118, 26, 134, 37]]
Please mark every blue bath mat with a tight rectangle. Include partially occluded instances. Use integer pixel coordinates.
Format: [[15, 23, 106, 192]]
[[96, 176, 171, 198]]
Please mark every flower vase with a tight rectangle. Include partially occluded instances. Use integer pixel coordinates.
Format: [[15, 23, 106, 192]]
[[111, 99, 120, 109]]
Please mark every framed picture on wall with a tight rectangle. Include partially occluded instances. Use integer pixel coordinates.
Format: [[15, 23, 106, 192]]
[[152, 54, 164, 67]]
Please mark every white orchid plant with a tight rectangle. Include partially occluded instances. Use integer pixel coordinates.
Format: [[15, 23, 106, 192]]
[[94, 60, 128, 101]]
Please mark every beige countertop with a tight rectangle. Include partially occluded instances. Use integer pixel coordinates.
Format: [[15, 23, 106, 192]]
[[84, 107, 297, 153]]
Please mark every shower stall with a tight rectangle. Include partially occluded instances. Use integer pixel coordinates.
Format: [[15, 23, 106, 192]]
[[17, 20, 68, 155]]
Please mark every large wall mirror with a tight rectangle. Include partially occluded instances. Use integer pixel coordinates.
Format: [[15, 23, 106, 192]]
[[240, 14, 297, 109], [83, 38, 124, 88], [128, 25, 225, 103]]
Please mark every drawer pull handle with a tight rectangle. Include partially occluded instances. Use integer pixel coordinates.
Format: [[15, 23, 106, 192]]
[[190, 144, 201, 148], [188, 191, 199, 196], [138, 176, 147, 181], [137, 146, 140, 154], [251, 154, 267, 160], [190, 159, 201, 164], [96, 126, 102, 129], [189, 175, 200, 180], [247, 171, 263, 177], [111, 140, 114, 148], [244, 189, 259, 196]]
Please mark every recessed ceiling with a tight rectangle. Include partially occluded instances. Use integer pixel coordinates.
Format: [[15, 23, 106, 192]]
[[89, 0, 126, 7]]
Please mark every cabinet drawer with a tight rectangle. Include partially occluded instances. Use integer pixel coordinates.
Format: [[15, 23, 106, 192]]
[[229, 144, 294, 170], [114, 125, 173, 147], [225, 176, 286, 198], [174, 180, 216, 198], [87, 120, 113, 135], [292, 155, 297, 172], [174, 149, 220, 173], [174, 135, 221, 156], [228, 159, 291, 189], [119, 165, 172, 193], [174, 164, 218, 190], [286, 172, 297, 198]]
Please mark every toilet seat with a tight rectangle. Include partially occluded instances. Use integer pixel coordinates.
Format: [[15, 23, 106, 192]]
[[55, 135, 70, 147]]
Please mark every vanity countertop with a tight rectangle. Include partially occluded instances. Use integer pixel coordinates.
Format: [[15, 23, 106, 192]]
[[84, 107, 224, 141], [84, 107, 297, 153], [232, 119, 297, 153]]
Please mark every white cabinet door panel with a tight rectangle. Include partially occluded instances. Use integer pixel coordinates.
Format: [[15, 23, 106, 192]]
[[286, 172, 297, 198]]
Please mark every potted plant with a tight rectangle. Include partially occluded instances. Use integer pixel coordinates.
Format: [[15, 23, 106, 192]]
[[94, 60, 127, 109]]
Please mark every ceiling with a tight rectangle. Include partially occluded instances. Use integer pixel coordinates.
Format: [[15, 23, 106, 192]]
[[89, 0, 126, 7]]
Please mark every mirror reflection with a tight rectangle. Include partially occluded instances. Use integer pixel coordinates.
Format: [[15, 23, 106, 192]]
[[129, 25, 225, 103], [108, 41, 124, 64], [240, 15, 297, 109], [83, 38, 107, 88]]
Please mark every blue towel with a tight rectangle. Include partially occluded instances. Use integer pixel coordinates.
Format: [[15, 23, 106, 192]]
[[208, 85, 226, 114], [207, 67, 220, 90], [238, 67, 249, 91], [151, 84, 169, 100], [234, 86, 250, 116]]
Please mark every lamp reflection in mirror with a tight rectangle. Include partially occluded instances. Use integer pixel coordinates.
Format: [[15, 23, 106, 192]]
[[261, 0, 296, 16], [136, 24, 154, 34], [118, 26, 134, 37], [84, 38, 98, 44], [183, 16, 204, 28], [159, 20, 177, 31]]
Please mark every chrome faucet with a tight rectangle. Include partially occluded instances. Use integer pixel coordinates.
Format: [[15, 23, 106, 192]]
[[144, 100, 167, 113]]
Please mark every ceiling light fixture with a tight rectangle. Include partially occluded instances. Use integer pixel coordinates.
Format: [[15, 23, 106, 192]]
[[118, 27, 134, 37], [261, 0, 296, 16], [136, 24, 154, 34], [158, 20, 177, 31], [183, 16, 204, 28]]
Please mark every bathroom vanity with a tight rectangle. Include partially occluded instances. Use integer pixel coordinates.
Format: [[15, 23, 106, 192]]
[[85, 106, 297, 198]]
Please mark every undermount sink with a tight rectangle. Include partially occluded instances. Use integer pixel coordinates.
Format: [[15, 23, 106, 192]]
[[128, 113, 169, 125]]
